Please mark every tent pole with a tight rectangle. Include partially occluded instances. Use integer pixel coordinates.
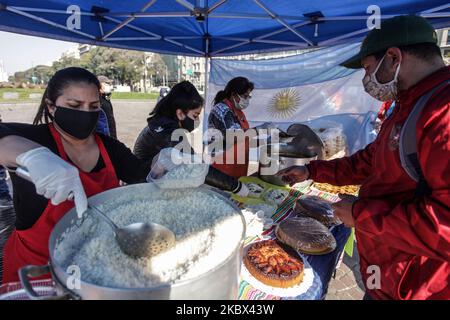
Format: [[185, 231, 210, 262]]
[[421, 12, 450, 18], [215, 36, 307, 47], [199, 38, 210, 154], [318, 28, 369, 46], [101, 0, 157, 40], [420, 3, 450, 13], [211, 41, 251, 55], [253, 0, 313, 46], [105, 37, 160, 41], [203, 40, 209, 117], [204, 56, 209, 101], [5, 6, 96, 39], [208, 0, 228, 13], [102, 16, 204, 55], [254, 21, 311, 40]]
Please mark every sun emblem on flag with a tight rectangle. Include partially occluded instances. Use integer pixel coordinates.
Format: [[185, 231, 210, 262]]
[[267, 88, 301, 118]]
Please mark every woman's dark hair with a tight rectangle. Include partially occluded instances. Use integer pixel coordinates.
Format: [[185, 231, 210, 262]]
[[213, 77, 254, 105], [149, 81, 203, 119], [33, 67, 100, 125]]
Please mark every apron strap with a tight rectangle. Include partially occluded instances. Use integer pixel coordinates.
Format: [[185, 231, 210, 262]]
[[48, 123, 117, 177], [48, 123, 68, 161], [94, 134, 118, 178]]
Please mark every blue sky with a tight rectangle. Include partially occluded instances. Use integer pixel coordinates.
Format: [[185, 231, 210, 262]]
[[0, 31, 75, 75]]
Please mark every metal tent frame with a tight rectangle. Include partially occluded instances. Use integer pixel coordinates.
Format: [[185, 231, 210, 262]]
[[1, 0, 449, 99]]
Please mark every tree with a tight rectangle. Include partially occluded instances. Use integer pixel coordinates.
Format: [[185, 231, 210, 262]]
[[52, 56, 83, 71], [11, 46, 170, 91], [80, 47, 149, 90], [147, 54, 167, 86], [13, 65, 53, 84]]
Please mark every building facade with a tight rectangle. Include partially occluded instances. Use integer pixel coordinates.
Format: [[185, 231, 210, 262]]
[[61, 45, 80, 59], [177, 56, 206, 93]]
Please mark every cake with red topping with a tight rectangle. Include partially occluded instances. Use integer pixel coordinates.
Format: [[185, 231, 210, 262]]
[[243, 240, 304, 288]]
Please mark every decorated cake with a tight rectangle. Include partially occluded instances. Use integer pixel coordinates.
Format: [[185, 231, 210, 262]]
[[243, 240, 304, 288]]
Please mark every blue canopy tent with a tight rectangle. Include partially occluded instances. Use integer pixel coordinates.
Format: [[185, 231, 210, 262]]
[[0, 0, 449, 100], [1, 0, 449, 105], [0, 0, 449, 56]]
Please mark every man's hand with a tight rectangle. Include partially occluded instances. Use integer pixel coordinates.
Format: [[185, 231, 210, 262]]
[[332, 194, 358, 227], [275, 165, 310, 186]]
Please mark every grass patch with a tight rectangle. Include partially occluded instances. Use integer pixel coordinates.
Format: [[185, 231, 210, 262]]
[[0, 88, 158, 102], [111, 92, 158, 100]]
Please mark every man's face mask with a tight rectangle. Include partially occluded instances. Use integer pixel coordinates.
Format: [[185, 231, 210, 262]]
[[363, 54, 401, 102], [234, 94, 250, 110], [53, 106, 100, 140]]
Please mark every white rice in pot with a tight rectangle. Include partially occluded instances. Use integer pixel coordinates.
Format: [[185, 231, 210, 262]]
[[54, 189, 244, 288]]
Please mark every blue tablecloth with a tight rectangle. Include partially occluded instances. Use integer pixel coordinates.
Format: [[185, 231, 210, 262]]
[[301, 224, 352, 299]]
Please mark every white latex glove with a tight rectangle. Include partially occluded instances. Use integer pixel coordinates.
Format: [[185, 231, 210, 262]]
[[16, 147, 87, 218]]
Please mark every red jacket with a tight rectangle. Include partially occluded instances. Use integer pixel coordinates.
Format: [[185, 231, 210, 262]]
[[307, 66, 450, 300]]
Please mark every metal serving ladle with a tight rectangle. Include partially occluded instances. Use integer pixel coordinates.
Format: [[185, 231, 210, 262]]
[[16, 167, 176, 258], [85, 204, 176, 258]]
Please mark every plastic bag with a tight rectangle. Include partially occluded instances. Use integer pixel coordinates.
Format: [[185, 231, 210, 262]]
[[275, 217, 336, 255], [241, 208, 274, 237], [147, 148, 209, 189], [262, 188, 290, 206], [231, 176, 290, 206], [244, 203, 277, 219], [246, 182, 265, 198], [294, 195, 342, 227], [311, 121, 348, 159]]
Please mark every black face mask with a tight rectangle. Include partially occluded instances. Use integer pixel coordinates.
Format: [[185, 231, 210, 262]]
[[180, 114, 198, 132], [54, 106, 100, 140]]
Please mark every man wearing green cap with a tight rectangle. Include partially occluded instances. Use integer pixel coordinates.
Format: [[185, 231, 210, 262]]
[[277, 15, 449, 300]]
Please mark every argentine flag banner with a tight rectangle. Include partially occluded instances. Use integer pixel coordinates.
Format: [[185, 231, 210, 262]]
[[206, 43, 380, 125]]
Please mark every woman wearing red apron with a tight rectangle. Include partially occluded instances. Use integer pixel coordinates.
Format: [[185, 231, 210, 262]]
[[208, 77, 274, 179], [0, 67, 151, 283], [211, 97, 250, 179]]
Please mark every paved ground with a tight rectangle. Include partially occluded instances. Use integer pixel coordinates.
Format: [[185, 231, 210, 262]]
[[0, 100, 364, 299], [325, 246, 365, 300]]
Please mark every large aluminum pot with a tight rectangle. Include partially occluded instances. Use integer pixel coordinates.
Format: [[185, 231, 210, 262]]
[[258, 144, 317, 186], [19, 183, 245, 300]]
